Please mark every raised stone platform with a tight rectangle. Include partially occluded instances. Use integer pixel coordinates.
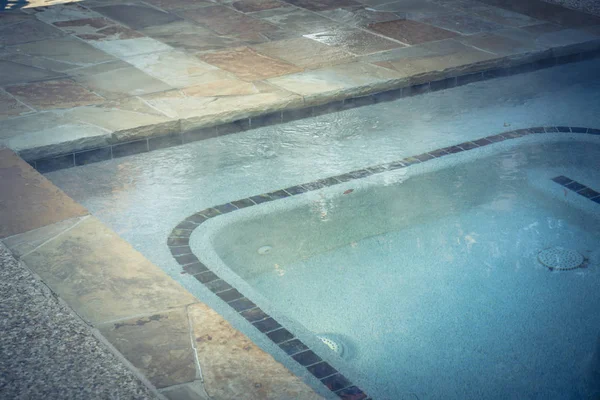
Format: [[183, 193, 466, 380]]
[[1, 0, 599, 168]]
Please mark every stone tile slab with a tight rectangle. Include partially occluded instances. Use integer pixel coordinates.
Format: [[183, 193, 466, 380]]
[[32, 3, 105, 23], [455, 30, 547, 56], [0, 12, 32, 28], [318, 6, 401, 27], [0, 60, 63, 86], [21, 216, 197, 324], [0, 20, 65, 46], [3, 216, 85, 258], [477, 0, 600, 27], [0, 148, 88, 239], [186, 5, 281, 43], [260, 9, 344, 35], [199, 47, 302, 81], [53, 17, 145, 41], [93, 4, 183, 30], [188, 303, 323, 400], [0, 48, 77, 74], [181, 80, 260, 97], [267, 61, 403, 104], [143, 0, 213, 11], [9, 37, 116, 68], [283, 0, 360, 11], [141, 21, 247, 53], [365, 39, 499, 80], [5, 79, 105, 111], [143, 82, 302, 129], [124, 51, 232, 88], [0, 51, 96, 75], [5, 124, 111, 161], [99, 307, 197, 388], [304, 28, 403, 55], [416, 12, 506, 35], [498, 27, 600, 56], [252, 37, 355, 69], [0, 90, 33, 119], [245, 6, 297, 19], [0, 112, 112, 160], [70, 61, 173, 99], [469, 5, 541, 28], [232, 0, 288, 13], [374, 0, 455, 18], [367, 19, 460, 45], [89, 37, 172, 58], [65, 103, 179, 143]]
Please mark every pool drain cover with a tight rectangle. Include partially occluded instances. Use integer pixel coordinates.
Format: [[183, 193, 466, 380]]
[[538, 247, 584, 270], [257, 246, 272, 255], [317, 335, 345, 357]]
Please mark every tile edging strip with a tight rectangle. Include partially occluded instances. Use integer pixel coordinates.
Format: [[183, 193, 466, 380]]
[[168, 126, 599, 400], [551, 175, 600, 204], [28, 50, 600, 174]]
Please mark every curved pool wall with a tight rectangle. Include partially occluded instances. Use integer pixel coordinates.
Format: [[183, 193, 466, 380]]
[[190, 133, 600, 399], [45, 58, 600, 399]]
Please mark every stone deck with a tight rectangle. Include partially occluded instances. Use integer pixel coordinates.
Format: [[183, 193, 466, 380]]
[[1, 0, 600, 166], [0, 147, 326, 399]]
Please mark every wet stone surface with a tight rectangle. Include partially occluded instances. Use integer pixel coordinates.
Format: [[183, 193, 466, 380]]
[[5, 79, 104, 110], [367, 19, 460, 45]]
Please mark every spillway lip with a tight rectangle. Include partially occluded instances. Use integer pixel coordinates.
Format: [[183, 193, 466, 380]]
[[538, 247, 585, 271]]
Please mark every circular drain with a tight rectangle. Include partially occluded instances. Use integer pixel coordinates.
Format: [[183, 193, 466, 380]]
[[317, 335, 345, 358], [538, 247, 584, 270], [257, 246, 272, 255]]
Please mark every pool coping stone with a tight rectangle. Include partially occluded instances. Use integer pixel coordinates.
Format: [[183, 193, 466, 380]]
[[24, 51, 600, 173]]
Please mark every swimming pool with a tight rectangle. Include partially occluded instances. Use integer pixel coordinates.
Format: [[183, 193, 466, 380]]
[[47, 58, 600, 399], [202, 136, 600, 400]]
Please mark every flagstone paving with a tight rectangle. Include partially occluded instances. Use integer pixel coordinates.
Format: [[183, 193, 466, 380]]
[[0, 0, 598, 166], [1, 0, 600, 398], [0, 147, 326, 399]]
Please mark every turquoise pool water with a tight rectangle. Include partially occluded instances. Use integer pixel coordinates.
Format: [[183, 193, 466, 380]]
[[210, 139, 600, 399], [47, 58, 600, 399]]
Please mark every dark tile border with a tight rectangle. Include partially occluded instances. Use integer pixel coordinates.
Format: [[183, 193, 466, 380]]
[[29, 51, 600, 174], [552, 175, 600, 203], [168, 126, 598, 400]]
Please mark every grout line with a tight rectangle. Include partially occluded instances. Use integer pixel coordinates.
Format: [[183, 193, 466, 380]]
[[18, 215, 90, 259], [185, 304, 205, 382]]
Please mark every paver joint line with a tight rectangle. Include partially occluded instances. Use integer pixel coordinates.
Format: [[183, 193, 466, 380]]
[[15, 215, 91, 259], [185, 303, 205, 382]]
